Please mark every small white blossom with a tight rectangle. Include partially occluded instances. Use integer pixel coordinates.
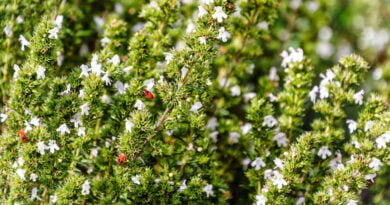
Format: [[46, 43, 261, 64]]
[[274, 158, 284, 169], [376, 131, 390, 149], [50, 195, 58, 203], [80, 103, 90, 116], [228, 132, 240, 143], [212, 7, 227, 23], [114, 80, 129, 94], [78, 127, 86, 137], [56, 123, 70, 135], [262, 115, 278, 128], [181, 67, 188, 79], [81, 180, 90, 195], [60, 84, 71, 96], [134, 99, 146, 110], [31, 187, 41, 200], [30, 116, 40, 127], [16, 168, 26, 180], [71, 113, 83, 128], [4, 24, 12, 36], [91, 147, 99, 158], [230, 85, 241, 96], [132, 175, 141, 185], [79, 64, 89, 78], [30, 173, 38, 182], [109, 54, 120, 65], [369, 158, 383, 171], [244, 92, 256, 102], [13, 64, 20, 79], [364, 173, 376, 183], [255, 194, 267, 205], [309, 86, 318, 103], [240, 123, 252, 135], [203, 184, 213, 197], [318, 146, 332, 159], [186, 20, 195, 34], [251, 157, 266, 170], [190, 101, 203, 114], [198, 6, 208, 18], [24, 120, 33, 133], [164, 52, 174, 64], [102, 71, 111, 86], [178, 180, 187, 192], [296, 197, 305, 205], [207, 117, 218, 130], [216, 27, 231, 42], [268, 93, 278, 102], [257, 21, 269, 30], [78, 89, 85, 99], [280, 47, 304, 67], [364, 121, 374, 132], [198, 36, 206, 45], [48, 140, 60, 154], [54, 15, 64, 28], [200, 0, 214, 5], [346, 119, 358, 134], [353, 90, 364, 105], [269, 67, 279, 81], [272, 170, 287, 189], [319, 86, 329, 99], [347, 200, 358, 205], [273, 132, 288, 147], [0, 113, 8, 123], [123, 66, 133, 74], [18, 35, 30, 51], [90, 54, 103, 76], [37, 66, 46, 79], [48, 27, 60, 39], [145, 78, 155, 90], [37, 141, 47, 155], [125, 118, 134, 133]]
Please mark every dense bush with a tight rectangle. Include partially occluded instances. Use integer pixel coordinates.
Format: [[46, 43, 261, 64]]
[[1, 0, 390, 204]]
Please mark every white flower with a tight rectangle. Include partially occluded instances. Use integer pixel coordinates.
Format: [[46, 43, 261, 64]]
[[79, 64, 89, 78], [90, 54, 103, 76], [296, 196, 305, 205], [186, 20, 195, 34], [364, 121, 374, 132], [109, 54, 120, 65], [230, 85, 241, 96], [123, 66, 133, 74], [31, 187, 41, 200], [198, 6, 208, 18], [203, 184, 213, 197], [114, 80, 129, 94], [37, 141, 47, 155], [251, 157, 266, 170], [71, 113, 83, 128], [257, 21, 269, 30], [364, 173, 376, 183], [269, 67, 279, 81], [18, 35, 30, 51], [318, 146, 332, 159], [347, 200, 358, 205], [56, 123, 70, 135], [125, 118, 134, 133], [255, 194, 267, 205], [81, 179, 90, 195], [210, 131, 218, 143], [78, 89, 85, 99], [319, 85, 329, 99], [178, 180, 187, 192], [24, 120, 33, 133], [91, 147, 99, 158], [369, 158, 383, 171], [353, 90, 364, 105], [240, 123, 252, 135], [264, 169, 273, 180], [100, 37, 111, 47], [190, 101, 203, 114], [78, 127, 86, 137], [181, 67, 188, 79], [216, 27, 231, 42], [200, 0, 214, 5], [50, 195, 58, 203], [262, 115, 278, 128], [274, 158, 284, 169], [30, 116, 41, 127], [212, 7, 227, 23], [134, 99, 146, 110], [37, 66, 46, 79], [13, 64, 20, 79], [48, 27, 60, 39], [132, 175, 141, 185], [4, 24, 12, 36], [244, 92, 256, 102], [351, 140, 361, 149], [102, 71, 111, 86], [228, 132, 240, 143], [309, 86, 318, 103], [145, 78, 155, 90], [272, 170, 287, 189], [16, 168, 26, 180], [54, 15, 64, 28], [30, 173, 38, 182], [164, 52, 174, 64], [346, 119, 358, 134], [273, 132, 288, 147], [0, 113, 8, 123], [48, 140, 60, 154], [207, 117, 218, 130], [280, 47, 304, 67], [60, 84, 71, 96], [198, 36, 206, 45], [376, 131, 390, 149], [80, 103, 90, 116]]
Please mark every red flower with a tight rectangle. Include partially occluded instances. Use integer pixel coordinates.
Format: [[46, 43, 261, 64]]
[[19, 129, 28, 143], [142, 89, 154, 99], [118, 153, 126, 166]]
